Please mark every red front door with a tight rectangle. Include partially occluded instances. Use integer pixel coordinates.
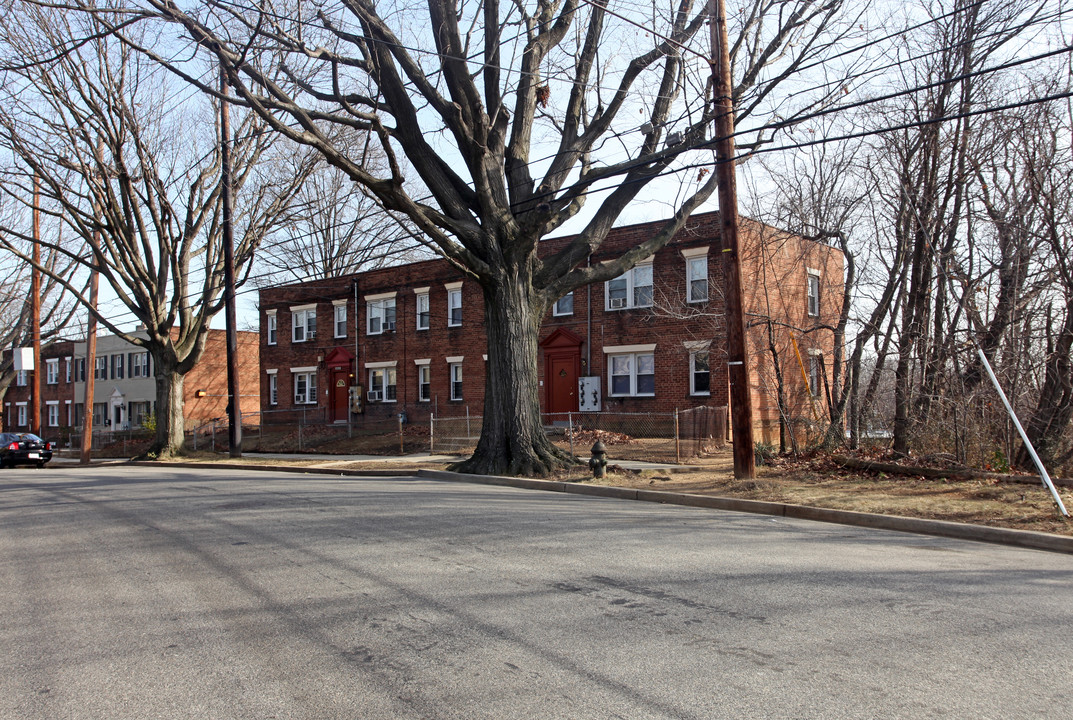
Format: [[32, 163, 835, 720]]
[[330, 368, 350, 422], [546, 352, 580, 415]]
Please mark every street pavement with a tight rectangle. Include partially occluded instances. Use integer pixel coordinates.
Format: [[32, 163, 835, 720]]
[[1, 465, 1071, 719]]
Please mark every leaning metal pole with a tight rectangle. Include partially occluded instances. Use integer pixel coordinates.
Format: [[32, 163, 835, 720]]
[[977, 348, 1069, 517], [710, 0, 755, 479]]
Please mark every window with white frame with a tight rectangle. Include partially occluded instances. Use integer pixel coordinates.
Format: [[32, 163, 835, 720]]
[[416, 361, 431, 401], [47, 402, 60, 427], [94, 357, 107, 380], [605, 262, 653, 310], [291, 305, 317, 343], [266, 311, 277, 345], [46, 359, 60, 385], [72, 357, 86, 382], [449, 361, 463, 400], [130, 401, 152, 427], [807, 272, 820, 317], [65, 357, 72, 383], [131, 352, 150, 378], [16, 370, 26, 387], [446, 282, 463, 326], [366, 295, 397, 335], [16, 403, 28, 427], [690, 351, 711, 395], [366, 363, 398, 402], [682, 248, 708, 303], [415, 289, 430, 331], [334, 301, 348, 338], [267, 371, 278, 406], [605, 345, 656, 396], [112, 354, 125, 380], [292, 367, 318, 404], [553, 292, 574, 316]]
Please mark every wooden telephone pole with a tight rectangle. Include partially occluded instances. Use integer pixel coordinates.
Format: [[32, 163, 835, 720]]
[[710, 0, 756, 479], [31, 174, 42, 436], [220, 69, 242, 457]]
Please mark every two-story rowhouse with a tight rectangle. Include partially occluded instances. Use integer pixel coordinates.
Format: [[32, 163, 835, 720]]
[[2, 329, 261, 439], [258, 211, 844, 444]]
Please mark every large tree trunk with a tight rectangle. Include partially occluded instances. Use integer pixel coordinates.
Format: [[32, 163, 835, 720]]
[[451, 270, 578, 476], [152, 353, 186, 457]]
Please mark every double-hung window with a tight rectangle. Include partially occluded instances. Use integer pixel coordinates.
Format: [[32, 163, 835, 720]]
[[94, 357, 107, 380], [682, 247, 708, 303], [291, 305, 317, 343], [605, 344, 656, 397], [47, 402, 60, 427], [292, 367, 318, 404], [65, 357, 72, 383], [267, 370, 278, 406], [131, 352, 149, 378], [807, 272, 821, 318], [266, 310, 277, 345], [112, 354, 125, 380], [366, 294, 397, 335], [366, 362, 397, 402], [46, 359, 59, 385], [416, 360, 431, 401], [606, 262, 653, 310], [690, 351, 710, 395], [73, 358, 86, 382], [334, 301, 348, 338], [553, 292, 574, 316], [808, 353, 822, 397], [446, 282, 463, 327], [447, 357, 464, 400], [415, 288, 430, 331], [16, 370, 26, 387], [16, 403, 27, 427]]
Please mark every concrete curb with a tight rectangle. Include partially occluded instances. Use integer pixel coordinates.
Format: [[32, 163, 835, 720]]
[[124, 460, 1073, 555], [416, 469, 1073, 555]]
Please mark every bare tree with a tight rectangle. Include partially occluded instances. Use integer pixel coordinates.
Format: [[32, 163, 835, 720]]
[[81, 0, 871, 475], [0, 5, 315, 454]]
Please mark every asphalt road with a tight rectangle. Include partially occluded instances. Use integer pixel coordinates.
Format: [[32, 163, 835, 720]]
[[1, 465, 1071, 720]]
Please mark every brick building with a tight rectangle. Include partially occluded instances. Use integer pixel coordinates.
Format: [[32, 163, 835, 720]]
[[258, 211, 844, 443], [2, 329, 260, 439]]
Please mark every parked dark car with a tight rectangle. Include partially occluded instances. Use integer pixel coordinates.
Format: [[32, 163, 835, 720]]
[[0, 432, 53, 468]]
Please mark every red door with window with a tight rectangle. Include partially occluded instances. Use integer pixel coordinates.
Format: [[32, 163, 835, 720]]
[[541, 328, 584, 416], [324, 348, 355, 422]]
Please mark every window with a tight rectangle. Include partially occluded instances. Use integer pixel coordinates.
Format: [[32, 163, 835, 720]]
[[131, 352, 150, 378], [130, 401, 152, 427], [334, 302, 348, 338], [606, 262, 653, 310], [808, 354, 823, 397], [16, 403, 27, 427], [607, 351, 655, 397], [367, 296, 397, 335], [66, 357, 72, 383], [267, 371, 278, 406], [72, 358, 86, 382], [292, 368, 318, 404], [291, 305, 317, 343], [449, 362, 463, 400], [367, 367, 398, 402], [16, 370, 26, 387], [267, 311, 277, 345], [690, 351, 710, 395], [553, 292, 574, 316], [92, 403, 108, 426], [94, 357, 107, 380], [417, 362, 431, 401], [687, 256, 708, 303], [46, 359, 60, 385], [46, 402, 60, 427], [446, 282, 463, 326], [415, 290, 430, 331], [73, 403, 83, 427], [807, 272, 820, 317], [112, 354, 125, 380]]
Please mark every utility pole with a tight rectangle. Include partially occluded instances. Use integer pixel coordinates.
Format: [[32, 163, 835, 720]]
[[710, 0, 755, 479], [80, 146, 103, 465], [31, 174, 42, 437], [220, 69, 242, 457]]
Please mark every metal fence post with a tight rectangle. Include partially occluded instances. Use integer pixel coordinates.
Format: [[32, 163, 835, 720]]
[[674, 409, 680, 464], [430, 413, 434, 453], [398, 414, 404, 455], [568, 411, 574, 457]]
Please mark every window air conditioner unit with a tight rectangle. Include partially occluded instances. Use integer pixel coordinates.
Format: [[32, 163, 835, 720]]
[[609, 297, 627, 309], [367, 390, 381, 402], [385, 321, 396, 331]]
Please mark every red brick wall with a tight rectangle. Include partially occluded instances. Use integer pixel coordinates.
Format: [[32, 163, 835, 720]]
[[184, 330, 261, 428]]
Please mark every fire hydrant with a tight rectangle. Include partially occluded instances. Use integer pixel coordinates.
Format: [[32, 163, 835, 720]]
[[589, 441, 608, 478]]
